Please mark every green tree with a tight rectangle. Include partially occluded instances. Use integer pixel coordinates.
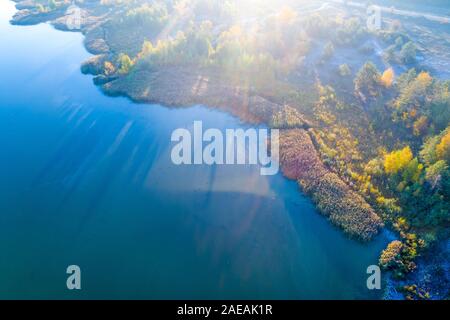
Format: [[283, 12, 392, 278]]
[[117, 54, 134, 74], [425, 160, 448, 190], [399, 41, 417, 65], [354, 62, 381, 98], [48, 0, 57, 10], [420, 135, 440, 166], [322, 42, 334, 60], [339, 64, 351, 77], [402, 158, 423, 184]]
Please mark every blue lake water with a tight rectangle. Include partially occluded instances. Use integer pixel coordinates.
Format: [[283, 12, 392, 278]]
[[0, 0, 389, 299]]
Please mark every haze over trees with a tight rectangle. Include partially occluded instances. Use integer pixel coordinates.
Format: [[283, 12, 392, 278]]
[[14, 0, 449, 299]]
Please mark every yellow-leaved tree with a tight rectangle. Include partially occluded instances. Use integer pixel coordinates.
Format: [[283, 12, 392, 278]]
[[380, 68, 394, 88], [436, 129, 450, 163], [103, 61, 115, 76], [277, 6, 298, 24], [416, 71, 433, 86], [384, 146, 413, 174]]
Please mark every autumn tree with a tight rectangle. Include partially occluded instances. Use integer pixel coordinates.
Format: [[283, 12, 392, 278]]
[[103, 61, 116, 76], [436, 129, 450, 163], [395, 71, 433, 110], [277, 6, 297, 24], [393, 71, 434, 129], [379, 240, 403, 269], [384, 146, 413, 175], [413, 115, 428, 136], [380, 68, 394, 88]]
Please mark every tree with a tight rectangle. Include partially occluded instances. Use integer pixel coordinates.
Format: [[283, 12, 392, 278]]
[[48, 0, 57, 10], [394, 72, 433, 115], [376, 196, 401, 214], [399, 41, 417, 65], [379, 240, 403, 269], [416, 71, 432, 86], [103, 61, 115, 76], [420, 135, 440, 166], [395, 36, 404, 48], [277, 6, 297, 24], [429, 90, 450, 132], [365, 158, 384, 176], [124, 3, 168, 30], [137, 40, 154, 60], [396, 68, 417, 91], [383, 45, 396, 63], [117, 54, 134, 74], [354, 62, 381, 98], [413, 115, 428, 136], [402, 158, 423, 184], [339, 64, 351, 77], [37, 3, 46, 12], [425, 160, 447, 190], [380, 68, 394, 88], [384, 146, 413, 175], [322, 42, 335, 61], [436, 129, 450, 163]]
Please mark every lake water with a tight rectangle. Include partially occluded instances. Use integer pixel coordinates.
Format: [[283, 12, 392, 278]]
[[0, 0, 388, 299]]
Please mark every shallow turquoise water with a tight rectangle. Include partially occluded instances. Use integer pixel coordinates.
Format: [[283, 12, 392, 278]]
[[0, 0, 388, 299]]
